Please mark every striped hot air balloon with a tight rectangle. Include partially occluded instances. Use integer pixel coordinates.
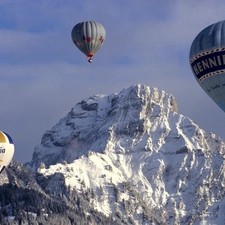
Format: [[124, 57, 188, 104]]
[[190, 20, 225, 112], [71, 21, 106, 63], [0, 131, 14, 173]]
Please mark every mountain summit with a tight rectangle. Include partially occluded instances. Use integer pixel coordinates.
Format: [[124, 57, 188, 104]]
[[30, 84, 178, 169], [25, 83, 225, 224]]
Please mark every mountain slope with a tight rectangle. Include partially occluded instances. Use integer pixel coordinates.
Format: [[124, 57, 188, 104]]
[[25, 83, 225, 224], [1, 83, 225, 224], [30, 83, 178, 169], [0, 160, 122, 225]]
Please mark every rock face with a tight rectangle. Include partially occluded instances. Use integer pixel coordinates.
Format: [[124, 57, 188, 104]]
[[6, 84, 225, 224], [30, 84, 178, 169]]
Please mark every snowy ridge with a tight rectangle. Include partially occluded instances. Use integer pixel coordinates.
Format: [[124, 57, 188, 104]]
[[30, 84, 178, 169], [29, 84, 225, 224]]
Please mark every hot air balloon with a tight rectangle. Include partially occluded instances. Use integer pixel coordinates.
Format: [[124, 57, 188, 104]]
[[0, 131, 14, 174], [189, 20, 225, 112], [71, 21, 106, 63]]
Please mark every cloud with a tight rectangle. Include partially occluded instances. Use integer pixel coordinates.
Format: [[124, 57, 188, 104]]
[[0, 1, 225, 163]]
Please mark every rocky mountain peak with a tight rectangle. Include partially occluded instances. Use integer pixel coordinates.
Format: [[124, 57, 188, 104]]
[[29, 83, 178, 169], [24, 83, 225, 224]]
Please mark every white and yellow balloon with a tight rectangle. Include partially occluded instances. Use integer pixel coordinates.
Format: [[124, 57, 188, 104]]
[[0, 131, 14, 173]]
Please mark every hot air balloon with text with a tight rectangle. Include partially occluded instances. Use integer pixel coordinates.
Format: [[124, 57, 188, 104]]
[[71, 21, 106, 63], [190, 20, 225, 112], [0, 131, 14, 174]]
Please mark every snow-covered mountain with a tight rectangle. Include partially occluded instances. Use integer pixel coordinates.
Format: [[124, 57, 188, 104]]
[[24, 83, 225, 225]]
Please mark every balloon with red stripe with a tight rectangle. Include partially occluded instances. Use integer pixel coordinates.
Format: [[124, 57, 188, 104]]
[[71, 21, 106, 63], [0, 131, 14, 174]]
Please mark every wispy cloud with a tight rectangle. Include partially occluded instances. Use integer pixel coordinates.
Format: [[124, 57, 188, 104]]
[[1, 0, 225, 162]]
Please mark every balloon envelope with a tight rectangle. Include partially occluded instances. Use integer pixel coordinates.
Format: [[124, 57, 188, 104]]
[[190, 20, 225, 112], [71, 21, 106, 62], [0, 131, 14, 173]]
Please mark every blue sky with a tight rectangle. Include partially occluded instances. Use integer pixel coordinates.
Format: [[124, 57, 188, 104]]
[[1, 0, 225, 163]]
